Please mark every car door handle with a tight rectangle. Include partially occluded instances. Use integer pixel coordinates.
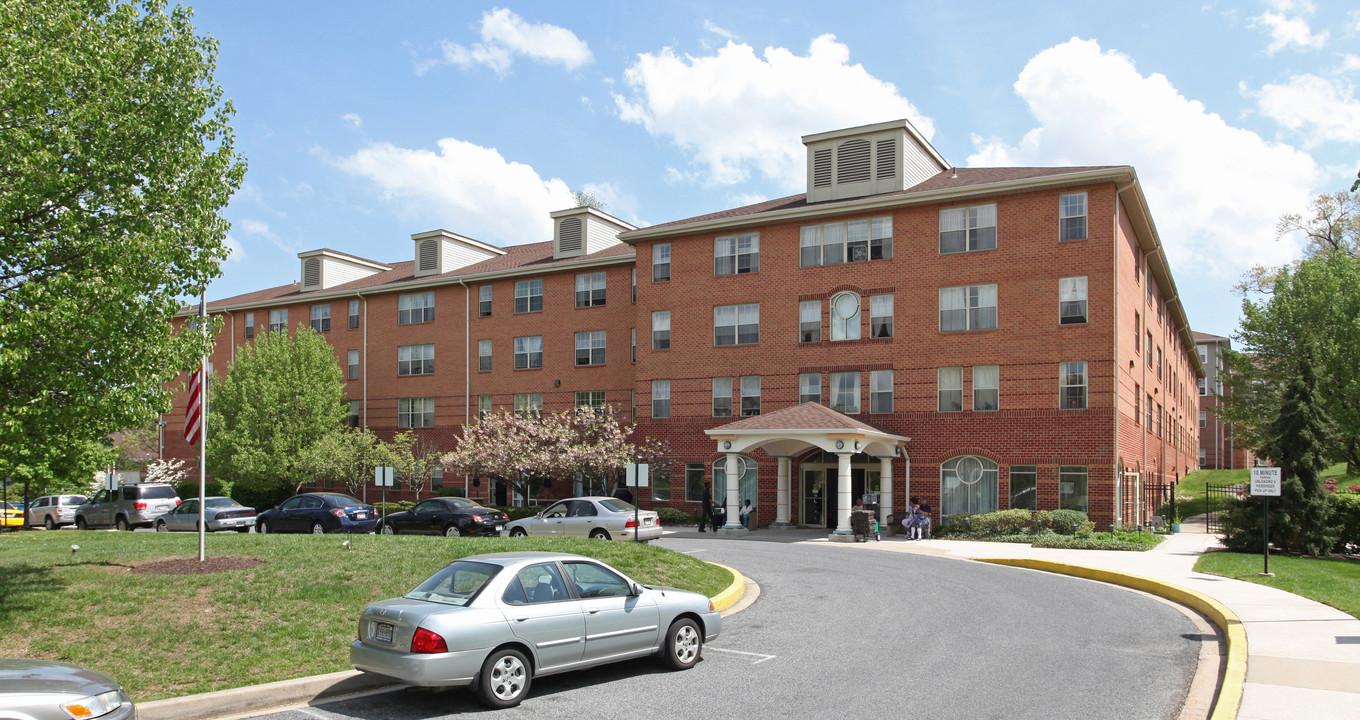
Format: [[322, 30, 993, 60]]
[[514, 617, 529, 623], [585, 607, 599, 614]]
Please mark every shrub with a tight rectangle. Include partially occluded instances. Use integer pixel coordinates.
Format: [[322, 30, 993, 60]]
[[1329, 492, 1360, 553], [373, 501, 414, 516], [938, 513, 977, 536], [229, 483, 293, 512], [655, 507, 693, 526], [1041, 509, 1092, 536], [1032, 532, 1163, 551], [492, 505, 540, 521], [436, 486, 466, 498]]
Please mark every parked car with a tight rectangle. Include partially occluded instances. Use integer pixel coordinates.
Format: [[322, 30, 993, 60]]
[[0, 658, 136, 719], [75, 483, 181, 531], [256, 492, 378, 534], [380, 497, 509, 537], [503, 496, 662, 541], [351, 551, 720, 708], [26, 494, 89, 530], [155, 496, 257, 533], [1, 502, 22, 528]]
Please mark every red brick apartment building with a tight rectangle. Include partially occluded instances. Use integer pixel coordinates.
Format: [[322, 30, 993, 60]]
[[166, 119, 1201, 534], [1193, 332, 1255, 470]]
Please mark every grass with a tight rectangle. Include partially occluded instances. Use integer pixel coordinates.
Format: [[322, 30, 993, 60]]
[[1174, 461, 1358, 521], [0, 531, 732, 702], [1195, 550, 1360, 620]]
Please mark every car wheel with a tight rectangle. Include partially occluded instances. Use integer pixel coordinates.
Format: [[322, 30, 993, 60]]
[[76, 517, 87, 531], [155, 521, 167, 533], [380, 523, 394, 535], [115, 516, 130, 532], [258, 520, 271, 534], [44, 516, 55, 531], [311, 522, 325, 535], [661, 618, 702, 670], [475, 648, 531, 709], [444, 525, 461, 537], [509, 527, 527, 538], [589, 528, 610, 540]]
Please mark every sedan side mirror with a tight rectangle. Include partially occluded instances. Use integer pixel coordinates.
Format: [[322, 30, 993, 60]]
[[630, 582, 644, 596]]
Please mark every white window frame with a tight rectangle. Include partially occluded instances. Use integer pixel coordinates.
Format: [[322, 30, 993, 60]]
[[310, 304, 331, 332], [1059, 466, 1088, 512], [478, 395, 492, 418], [1200, 410, 1207, 428], [398, 344, 435, 376], [1060, 276, 1088, 325], [740, 375, 761, 416], [268, 309, 288, 334], [938, 367, 963, 412], [398, 292, 434, 324], [830, 371, 861, 414], [1060, 362, 1087, 410], [347, 349, 359, 380], [575, 272, 606, 308], [514, 336, 543, 370], [514, 393, 543, 416], [939, 284, 997, 332], [799, 300, 821, 343], [973, 365, 999, 411], [575, 330, 606, 366], [348, 300, 360, 329], [714, 233, 759, 276], [652, 310, 671, 350], [870, 294, 894, 339], [940, 203, 997, 254], [514, 279, 543, 314], [653, 243, 671, 282], [1198, 377, 1207, 396], [799, 373, 821, 404], [478, 285, 492, 317], [800, 217, 892, 266], [830, 292, 861, 341], [715, 303, 759, 346], [712, 377, 732, 417], [1060, 192, 1087, 241], [652, 379, 671, 419], [576, 390, 606, 409], [478, 339, 492, 372], [398, 397, 434, 428], [244, 311, 255, 339], [870, 369, 893, 414]]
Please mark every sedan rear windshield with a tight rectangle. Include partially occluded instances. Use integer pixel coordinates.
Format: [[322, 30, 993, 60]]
[[323, 495, 364, 506], [599, 499, 635, 513], [406, 561, 500, 607], [205, 498, 239, 508], [139, 486, 179, 499]]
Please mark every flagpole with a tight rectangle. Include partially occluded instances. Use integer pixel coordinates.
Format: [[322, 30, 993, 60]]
[[198, 290, 207, 562]]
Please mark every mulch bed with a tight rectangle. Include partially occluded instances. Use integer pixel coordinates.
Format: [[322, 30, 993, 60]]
[[129, 556, 263, 575]]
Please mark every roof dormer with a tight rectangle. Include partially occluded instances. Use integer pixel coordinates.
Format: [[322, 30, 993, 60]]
[[549, 207, 637, 260], [802, 119, 949, 203], [411, 230, 506, 278], [297, 249, 391, 292]]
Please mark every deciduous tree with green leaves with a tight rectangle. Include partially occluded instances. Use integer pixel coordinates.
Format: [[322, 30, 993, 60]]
[[0, 0, 245, 487], [296, 427, 391, 500], [388, 430, 442, 503]]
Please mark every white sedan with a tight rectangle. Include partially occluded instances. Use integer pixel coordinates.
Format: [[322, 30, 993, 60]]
[[504, 497, 662, 541]]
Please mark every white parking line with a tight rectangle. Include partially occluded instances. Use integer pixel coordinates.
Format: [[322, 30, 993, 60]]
[[706, 647, 776, 664]]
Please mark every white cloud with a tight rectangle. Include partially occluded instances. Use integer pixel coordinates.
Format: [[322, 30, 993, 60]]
[[238, 219, 300, 255], [703, 20, 738, 41], [1339, 54, 1360, 73], [613, 35, 934, 191], [222, 234, 245, 263], [1250, 4, 1328, 54], [1251, 73, 1360, 145], [332, 138, 576, 246], [341, 113, 363, 129], [419, 8, 592, 77], [968, 38, 1320, 278]]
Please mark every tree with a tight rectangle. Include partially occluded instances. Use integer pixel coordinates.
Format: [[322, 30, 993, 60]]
[[571, 189, 606, 210], [298, 428, 391, 500], [206, 328, 349, 497], [143, 458, 189, 486], [0, 0, 246, 486], [388, 431, 442, 502], [1237, 190, 1358, 295]]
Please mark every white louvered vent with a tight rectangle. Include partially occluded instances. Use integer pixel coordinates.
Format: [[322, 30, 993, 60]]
[[876, 138, 897, 180], [813, 149, 832, 188], [559, 217, 584, 253], [303, 258, 321, 288], [836, 139, 871, 184], [417, 239, 439, 273]]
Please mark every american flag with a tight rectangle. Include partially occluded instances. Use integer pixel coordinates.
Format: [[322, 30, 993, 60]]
[[184, 367, 203, 446]]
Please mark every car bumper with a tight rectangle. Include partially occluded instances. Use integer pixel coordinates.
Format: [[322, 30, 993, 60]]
[[700, 609, 723, 642], [464, 523, 503, 537], [1, 516, 23, 527], [350, 640, 484, 687], [336, 519, 380, 534], [620, 525, 663, 541], [207, 517, 256, 532]]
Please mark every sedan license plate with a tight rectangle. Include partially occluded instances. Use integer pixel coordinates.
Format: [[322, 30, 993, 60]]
[[354, 512, 367, 520], [372, 621, 393, 644], [495, 525, 504, 532]]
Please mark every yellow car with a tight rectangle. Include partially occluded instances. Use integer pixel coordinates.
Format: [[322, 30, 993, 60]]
[[1, 502, 23, 528]]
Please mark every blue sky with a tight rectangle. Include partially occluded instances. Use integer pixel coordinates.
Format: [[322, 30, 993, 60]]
[[191, 0, 1359, 338]]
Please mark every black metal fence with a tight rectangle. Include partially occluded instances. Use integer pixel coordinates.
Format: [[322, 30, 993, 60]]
[[1119, 479, 1175, 529], [1204, 483, 1246, 534]]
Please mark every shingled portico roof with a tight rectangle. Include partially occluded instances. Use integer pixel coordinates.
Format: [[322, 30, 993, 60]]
[[704, 402, 909, 458]]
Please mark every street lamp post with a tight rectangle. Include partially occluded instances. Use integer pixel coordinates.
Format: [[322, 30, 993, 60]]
[[157, 419, 167, 460]]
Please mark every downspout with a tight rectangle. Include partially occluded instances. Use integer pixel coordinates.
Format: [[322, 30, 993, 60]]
[[457, 279, 472, 501], [358, 291, 368, 502], [1113, 186, 1123, 529]]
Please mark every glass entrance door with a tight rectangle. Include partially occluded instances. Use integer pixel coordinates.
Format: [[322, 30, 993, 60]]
[[801, 469, 825, 527]]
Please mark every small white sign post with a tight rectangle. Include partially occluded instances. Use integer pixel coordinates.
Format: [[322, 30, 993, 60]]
[[625, 463, 649, 543], [375, 467, 395, 526], [1251, 467, 1282, 577]]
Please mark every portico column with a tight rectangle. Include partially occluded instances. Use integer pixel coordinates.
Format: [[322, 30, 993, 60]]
[[833, 452, 853, 536], [878, 455, 893, 527], [723, 452, 743, 530], [774, 456, 792, 526]]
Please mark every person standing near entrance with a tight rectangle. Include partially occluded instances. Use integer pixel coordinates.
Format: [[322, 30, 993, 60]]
[[699, 483, 714, 532]]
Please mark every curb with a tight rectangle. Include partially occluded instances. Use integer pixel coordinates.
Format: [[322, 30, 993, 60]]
[[975, 558, 1245, 720], [707, 561, 746, 612], [137, 669, 401, 720]]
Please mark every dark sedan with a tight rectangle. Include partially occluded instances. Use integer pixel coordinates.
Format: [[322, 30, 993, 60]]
[[380, 497, 508, 537], [256, 493, 379, 534]]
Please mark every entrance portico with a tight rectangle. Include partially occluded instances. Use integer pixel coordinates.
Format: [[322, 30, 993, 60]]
[[705, 403, 909, 541]]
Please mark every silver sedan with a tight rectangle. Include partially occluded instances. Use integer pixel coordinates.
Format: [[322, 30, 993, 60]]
[[0, 659, 135, 720], [350, 551, 721, 708], [154, 496, 257, 533], [504, 496, 662, 541]]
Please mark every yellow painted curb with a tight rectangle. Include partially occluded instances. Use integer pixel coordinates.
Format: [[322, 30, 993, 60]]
[[976, 558, 1245, 720], [707, 561, 745, 612]]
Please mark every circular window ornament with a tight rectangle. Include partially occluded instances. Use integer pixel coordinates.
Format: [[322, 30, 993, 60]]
[[957, 456, 984, 485], [722, 455, 749, 477], [831, 292, 860, 320]]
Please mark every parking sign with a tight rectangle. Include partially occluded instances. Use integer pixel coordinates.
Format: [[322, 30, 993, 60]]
[[1251, 467, 1282, 497]]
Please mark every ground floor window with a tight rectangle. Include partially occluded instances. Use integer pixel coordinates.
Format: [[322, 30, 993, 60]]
[[1008, 465, 1037, 510], [685, 463, 705, 502], [941, 455, 998, 517], [713, 455, 757, 514], [651, 462, 671, 502], [1059, 465, 1088, 513]]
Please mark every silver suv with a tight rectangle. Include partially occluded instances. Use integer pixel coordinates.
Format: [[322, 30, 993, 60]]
[[75, 484, 181, 531], [26, 494, 89, 530]]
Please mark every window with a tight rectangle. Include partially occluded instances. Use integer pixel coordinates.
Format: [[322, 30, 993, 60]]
[[714, 233, 759, 275], [800, 217, 892, 266], [431, 465, 443, 491], [642, 316, 668, 357], [1200, 448, 1207, 465], [478, 339, 492, 372], [1134, 386, 1141, 425], [631, 328, 636, 363], [398, 292, 434, 324], [1198, 346, 1208, 363], [715, 303, 759, 345], [1058, 362, 1089, 410], [712, 377, 732, 417], [514, 336, 543, 370], [242, 312, 255, 340], [828, 371, 860, 414], [347, 350, 359, 380], [940, 204, 997, 253], [348, 300, 360, 329], [1059, 466, 1088, 512], [575, 272, 606, 308], [1060, 192, 1087, 241], [1200, 410, 1207, 428], [938, 367, 963, 412], [398, 398, 434, 428], [652, 379, 670, 419], [973, 365, 999, 411], [268, 309, 288, 334], [1146, 333, 1153, 366], [942, 455, 999, 516], [799, 300, 821, 342], [575, 331, 605, 366], [650, 463, 670, 502], [1156, 403, 1163, 437], [1059, 276, 1087, 325], [685, 464, 706, 502], [830, 292, 861, 341], [310, 304, 331, 332], [576, 391, 606, 409], [940, 284, 997, 332], [653, 244, 671, 282], [514, 279, 542, 313], [347, 400, 360, 428], [514, 393, 543, 416], [870, 295, 894, 338], [799, 373, 821, 404], [478, 395, 492, 418], [1134, 313, 1141, 352], [631, 268, 636, 303], [1198, 377, 1207, 396], [870, 370, 893, 414], [740, 376, 761, 416], [398, 344, 435, 376], [478, 285, 492, 317], [1156, 347, 1163, 380], [1146, 393, 1153, 428], [1009, 466, 1037, 511]]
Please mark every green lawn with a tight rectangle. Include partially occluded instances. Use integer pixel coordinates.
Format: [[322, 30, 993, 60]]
[[1194, 550, 1360, 619], [1175, 462, 1357, 521], [0, 531, 732, 701]]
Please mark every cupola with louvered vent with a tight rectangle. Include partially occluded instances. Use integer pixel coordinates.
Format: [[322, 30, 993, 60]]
[[297, 249, 391, 292], [410, 229, 506, 278], [803, 119, 949, 203], [549, 207, 637, 260]]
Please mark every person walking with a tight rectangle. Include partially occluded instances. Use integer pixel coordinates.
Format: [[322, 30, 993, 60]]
[[699, 483, 713, 532]]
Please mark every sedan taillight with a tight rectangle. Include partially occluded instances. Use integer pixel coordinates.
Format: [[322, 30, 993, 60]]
[[331, 508, 346, 518], [625, 519, 637, 528], [470, 514, 484, 523], [411, 627, 448, 654]]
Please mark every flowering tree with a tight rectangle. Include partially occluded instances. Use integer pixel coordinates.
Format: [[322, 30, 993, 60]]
[[143, 458, 189, 486]]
